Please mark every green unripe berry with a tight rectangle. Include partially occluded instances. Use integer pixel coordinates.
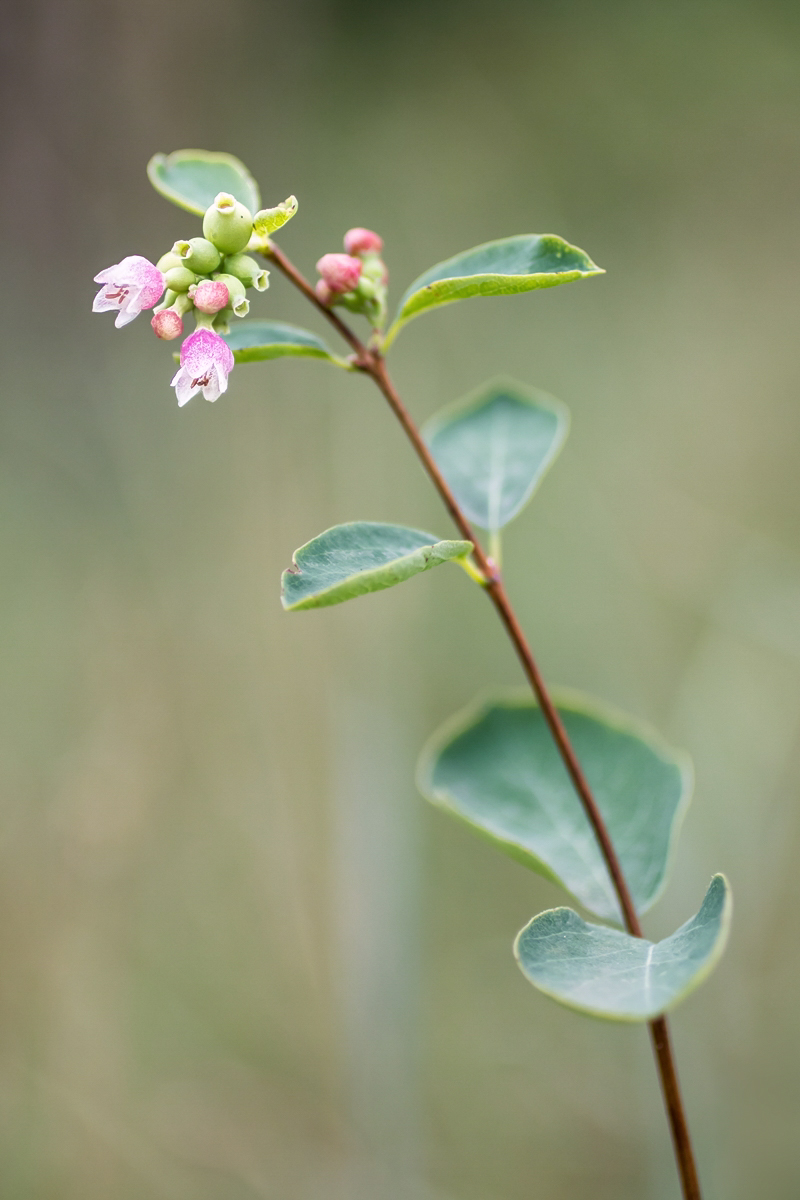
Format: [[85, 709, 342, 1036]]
[[222, 253, 270, 292], [338, 291, 363, 313], [356, 275, 377, 300], [164, 266, 199, 293], [361, 253, 387, 284], [157, 251, 183, 274], [212, 273, 250, 317], [173, 237, 221, 275], [202, 192, 253, 256]]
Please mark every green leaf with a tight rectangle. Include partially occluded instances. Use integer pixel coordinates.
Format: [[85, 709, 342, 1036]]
[[423, 378, 569, 533], [253, 196, 298, 237], [222, 320, 348, 367], [147, 149, 261, 217], [417, 691, 692, 923], [384, 234, 603, 347], [514, 875, 731, 1021], [282, 522, 473, 611]]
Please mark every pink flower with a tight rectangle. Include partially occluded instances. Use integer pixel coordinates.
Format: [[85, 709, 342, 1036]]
[[93, 255, 165, 328], [315, 252, 362, 294], [151, 309, 183, 340], [343, 228, 383, 256], [170, 328, 234, 407], [315, 279, 333, 306], [191, 279, 230, 314]]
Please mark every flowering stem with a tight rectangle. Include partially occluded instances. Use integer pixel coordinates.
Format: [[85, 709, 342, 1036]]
[[264, 241, 703, 1200]]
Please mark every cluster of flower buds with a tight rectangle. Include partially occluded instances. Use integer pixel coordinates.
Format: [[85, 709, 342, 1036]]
[[314, 228, 387, 328], [93, 192, 269, 405]]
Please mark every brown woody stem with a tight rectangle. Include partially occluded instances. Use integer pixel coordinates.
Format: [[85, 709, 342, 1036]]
[[264, 241, 703, 1200]]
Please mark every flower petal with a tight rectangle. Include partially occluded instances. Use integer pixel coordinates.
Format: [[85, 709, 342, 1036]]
[[201, 364, 227, 402], [114, 306, 140, 328], [172, 367, 200, 407], [92, 288, 121, 313]]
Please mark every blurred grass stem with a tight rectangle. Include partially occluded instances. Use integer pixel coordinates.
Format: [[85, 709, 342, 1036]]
[[264, 240, 703, 1200]]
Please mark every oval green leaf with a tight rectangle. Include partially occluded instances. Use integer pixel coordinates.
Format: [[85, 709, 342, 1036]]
[[514, 875, 731, 1021], [223, 320, 348, 367], [423, 378, 569, 533], [282, 522, 473, 611], [417, 691, 692, 923], [147, 149, 261, 216], [384, 234, 603, 347]]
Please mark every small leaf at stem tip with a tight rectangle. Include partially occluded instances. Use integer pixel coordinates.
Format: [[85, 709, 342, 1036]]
[[423, 377, 569, 533], [281, 522, 473, 611], [514, 875, 732, 1021], [147, 150, 261, 217], [384, 233, 603, 347], [252, 197, 299, 238], [417, 690, 693, 923], [222, 319, 350, 367]]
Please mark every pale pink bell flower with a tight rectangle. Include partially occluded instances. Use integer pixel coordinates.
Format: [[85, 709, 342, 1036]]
[[93, 255, 165, 328], [170, 328, 234, 406], [315, 253, 362, 294]]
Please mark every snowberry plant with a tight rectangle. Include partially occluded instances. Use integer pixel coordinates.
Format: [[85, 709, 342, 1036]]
[[94, 149, 731, 1200]]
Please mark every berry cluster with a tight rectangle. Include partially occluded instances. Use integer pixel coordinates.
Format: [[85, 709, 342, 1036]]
[[93, 191, 387, 407], [93, 191, 266, 405]]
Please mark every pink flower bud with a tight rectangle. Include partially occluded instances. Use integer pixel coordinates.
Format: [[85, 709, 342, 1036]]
[[151, 309, 184, 340], [315, 279, 333, 306], [192, 279, 230, 314], [316, 253, 362, 294], [343, 228, 384, 256]]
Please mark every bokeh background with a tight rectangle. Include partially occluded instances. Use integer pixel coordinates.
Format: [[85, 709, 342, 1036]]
[[2, 1, 800, 1196]]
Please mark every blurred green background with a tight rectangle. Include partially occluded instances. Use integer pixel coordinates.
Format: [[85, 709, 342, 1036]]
[[2, 0, 800, 1196]]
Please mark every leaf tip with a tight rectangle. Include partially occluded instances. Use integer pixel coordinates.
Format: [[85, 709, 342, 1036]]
[[146, 151, 166, 178]]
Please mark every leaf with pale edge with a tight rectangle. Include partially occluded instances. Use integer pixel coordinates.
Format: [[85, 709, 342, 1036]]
[[514, 875, 731, 1021], [417, 692, 692, 924], [253, 197, 298, 237], [282, 522, 473, 611], [384, 234, 603, 346], [423, 379, 569, 532], [147, 149, 260, 216], [223, 320, 348, 367]]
